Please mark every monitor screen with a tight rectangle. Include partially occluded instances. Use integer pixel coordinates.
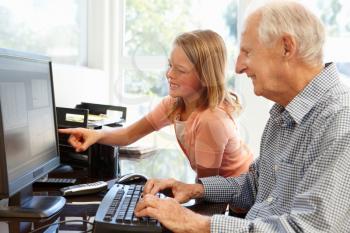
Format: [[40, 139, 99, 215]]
[[0, 49, 60, 198]]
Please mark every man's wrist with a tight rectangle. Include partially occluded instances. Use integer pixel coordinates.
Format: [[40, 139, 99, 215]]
[[191, 183, 205, 199], [183, 208, 211, 233], [193, 213, 211, 233]]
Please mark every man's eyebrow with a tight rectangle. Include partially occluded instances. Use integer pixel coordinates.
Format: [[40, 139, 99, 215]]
[[240, 47, 249, 53]]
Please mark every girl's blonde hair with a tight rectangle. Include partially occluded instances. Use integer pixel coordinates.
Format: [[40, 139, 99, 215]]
[[170, 29, 241, 119]]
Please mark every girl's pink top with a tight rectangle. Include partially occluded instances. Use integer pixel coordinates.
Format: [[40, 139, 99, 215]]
[[145, 96, 253, 178]]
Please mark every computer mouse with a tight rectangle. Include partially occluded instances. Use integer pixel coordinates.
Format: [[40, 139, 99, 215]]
[[117, 173, 148, 184], [50, 164, 74, 175], [181, 199, 196, 207]]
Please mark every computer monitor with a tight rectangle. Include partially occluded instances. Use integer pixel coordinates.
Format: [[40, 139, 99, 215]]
[[0, 48, 65, 218]]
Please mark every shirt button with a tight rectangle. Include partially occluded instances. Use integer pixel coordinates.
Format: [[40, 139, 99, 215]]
[[274, 165, 278, 172], [267, 197, 274, 203]]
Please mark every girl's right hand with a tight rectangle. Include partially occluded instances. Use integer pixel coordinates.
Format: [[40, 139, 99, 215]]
[[58, 128, 103, 152]]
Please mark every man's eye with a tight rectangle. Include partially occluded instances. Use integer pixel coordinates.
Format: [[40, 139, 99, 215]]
[[241, 49, 250, 56]]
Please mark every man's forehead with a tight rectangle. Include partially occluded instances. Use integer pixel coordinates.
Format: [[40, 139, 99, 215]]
[[240, 25, 256, 46], [244, 12, 260, 32], [239, 13, 261, 45]]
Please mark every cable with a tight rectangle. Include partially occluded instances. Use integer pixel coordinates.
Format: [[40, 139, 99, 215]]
[[28, 219, 94, 233]]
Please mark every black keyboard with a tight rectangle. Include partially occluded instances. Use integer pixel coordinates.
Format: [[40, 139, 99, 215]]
[[94, 184, 164, 233]]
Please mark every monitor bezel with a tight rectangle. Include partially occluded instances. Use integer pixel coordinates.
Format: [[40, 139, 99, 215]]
[[0, 48, 60, 198]]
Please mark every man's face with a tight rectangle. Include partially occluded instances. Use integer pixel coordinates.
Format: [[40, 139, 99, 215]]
[[235, 14, 285, 100]]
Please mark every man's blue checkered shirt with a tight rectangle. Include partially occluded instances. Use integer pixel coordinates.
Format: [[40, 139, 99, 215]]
[[200, 63, 350, 232]]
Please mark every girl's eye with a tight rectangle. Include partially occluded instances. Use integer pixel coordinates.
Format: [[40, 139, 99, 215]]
[[177, 69, 185, 73]]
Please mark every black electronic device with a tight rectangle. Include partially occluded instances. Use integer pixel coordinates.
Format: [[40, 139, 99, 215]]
[[34, 178, 77, 187], [56, 105, 124, 179], [50, 164, 74, 175], [94, 184, 164, 233], [0, 48, 65, 218], [60, 181, 108, 196], [89, 143, 119, 179], [117, 173, 148, 185]]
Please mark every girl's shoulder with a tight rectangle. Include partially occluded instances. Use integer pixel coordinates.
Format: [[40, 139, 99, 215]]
[[197, 105, 234, 121], [159, 95, 177, 108], [193, 107, 237, 131]]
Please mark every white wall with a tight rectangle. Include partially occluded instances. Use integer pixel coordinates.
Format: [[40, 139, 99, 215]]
[[52, 64, 109, 108]]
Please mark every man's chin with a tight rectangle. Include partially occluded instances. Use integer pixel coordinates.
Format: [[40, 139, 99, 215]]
[[253, 89, 262, 96]]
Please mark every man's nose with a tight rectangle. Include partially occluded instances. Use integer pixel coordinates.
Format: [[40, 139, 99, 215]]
[[235, 54, 246, 74]]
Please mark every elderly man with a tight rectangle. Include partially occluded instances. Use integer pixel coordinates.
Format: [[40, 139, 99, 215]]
[[134, 1, 350, 232]]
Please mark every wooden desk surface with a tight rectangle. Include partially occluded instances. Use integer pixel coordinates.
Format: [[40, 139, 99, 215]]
[[0, 149, 226, 233]]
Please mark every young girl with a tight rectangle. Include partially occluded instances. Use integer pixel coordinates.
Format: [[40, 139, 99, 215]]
[[59, 30, 253, 179]]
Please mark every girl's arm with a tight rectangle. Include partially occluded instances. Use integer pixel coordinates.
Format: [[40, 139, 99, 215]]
[[97, 116, 155, 146]]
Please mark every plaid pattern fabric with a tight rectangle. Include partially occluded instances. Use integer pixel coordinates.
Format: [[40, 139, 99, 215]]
[[200, 63, 350, 232]]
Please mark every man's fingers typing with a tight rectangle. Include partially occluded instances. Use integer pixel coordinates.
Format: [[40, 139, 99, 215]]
[[143, 179, 161, 195], [142, 180, 154, 194], [144, 179, 173, 195], [134, 194, 160, 216]]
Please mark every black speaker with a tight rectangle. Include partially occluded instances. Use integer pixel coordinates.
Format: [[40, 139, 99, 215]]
[[89, 144, 120, 179]]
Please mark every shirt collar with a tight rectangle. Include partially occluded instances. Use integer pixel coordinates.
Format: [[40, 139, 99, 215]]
[[270, 63, 339, 125]]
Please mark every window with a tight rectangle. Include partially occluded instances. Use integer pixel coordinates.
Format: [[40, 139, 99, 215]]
[[113, 0, 239, 149], [117, 0, 238, 100], [303, 0, 350, 81], [0, 0, 87, 65]]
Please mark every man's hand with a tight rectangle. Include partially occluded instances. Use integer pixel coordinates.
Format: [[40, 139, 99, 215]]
[[134, 194, 210, 233], [58, 128, 102, 152], [143, 178, 204, 203]]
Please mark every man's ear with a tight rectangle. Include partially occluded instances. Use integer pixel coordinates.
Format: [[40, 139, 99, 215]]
[[281, 34, 297, 59]]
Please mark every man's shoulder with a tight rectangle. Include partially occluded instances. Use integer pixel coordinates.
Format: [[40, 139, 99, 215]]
[[311, 83, 350, 130], [324, 82, 350, 113], [334, 82, 350, 103]]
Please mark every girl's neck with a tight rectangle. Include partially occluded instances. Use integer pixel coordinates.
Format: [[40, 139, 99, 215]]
[[181, 98, 199, 121]]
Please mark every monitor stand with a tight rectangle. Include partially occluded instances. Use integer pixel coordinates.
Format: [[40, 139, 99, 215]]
[[0, 185, 66, 218]]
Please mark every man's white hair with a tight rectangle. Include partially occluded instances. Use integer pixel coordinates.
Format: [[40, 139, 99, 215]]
[[256, 1, 325, 66]]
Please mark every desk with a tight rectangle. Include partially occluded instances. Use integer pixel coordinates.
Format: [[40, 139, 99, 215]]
[[0, 149, 227, 233]]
